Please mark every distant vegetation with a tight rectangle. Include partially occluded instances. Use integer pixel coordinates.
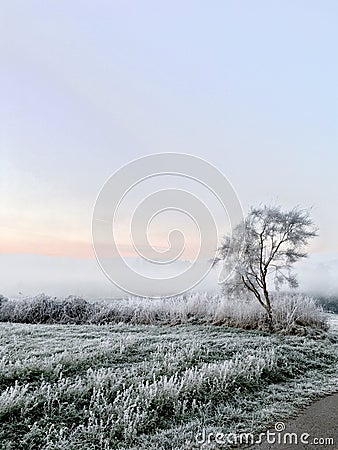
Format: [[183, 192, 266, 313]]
[[315, 295, 338, 314], [0, 292, 329, 335]]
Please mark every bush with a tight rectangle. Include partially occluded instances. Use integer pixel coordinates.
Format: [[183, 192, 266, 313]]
[[0, 292, 329, 334], [0, 295, 8, 309], [0, 294, 95, 324], [315, 296, 338, 314]]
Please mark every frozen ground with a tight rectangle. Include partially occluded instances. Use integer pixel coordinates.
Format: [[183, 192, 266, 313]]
[[0, 321, 337, 449]]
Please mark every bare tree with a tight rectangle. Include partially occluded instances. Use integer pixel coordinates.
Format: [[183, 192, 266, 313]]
[[215, 205, 318, 330]]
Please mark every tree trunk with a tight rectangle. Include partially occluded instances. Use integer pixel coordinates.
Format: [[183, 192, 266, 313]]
[[266, 306, 274, 331], [263, 288, 274, 331]]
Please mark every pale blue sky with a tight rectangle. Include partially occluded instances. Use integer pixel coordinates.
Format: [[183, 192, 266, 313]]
[[1, 1, 337, 257]]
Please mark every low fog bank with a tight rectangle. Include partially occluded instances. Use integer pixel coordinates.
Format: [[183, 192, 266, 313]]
[[0, 254, 218, 299], [0, 252, 337, 300], [295, 252, 338, 298]]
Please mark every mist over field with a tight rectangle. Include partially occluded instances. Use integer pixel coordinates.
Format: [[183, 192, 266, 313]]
[[1, 252, 337, 300], [0, 254, 216, 299]]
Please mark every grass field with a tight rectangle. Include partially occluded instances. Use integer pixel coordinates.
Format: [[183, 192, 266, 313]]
[[1, 320, 337, 449]]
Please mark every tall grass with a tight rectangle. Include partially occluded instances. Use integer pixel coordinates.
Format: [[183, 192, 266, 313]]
[[0, 321, 337, 449], [0, 292, 328, 333]]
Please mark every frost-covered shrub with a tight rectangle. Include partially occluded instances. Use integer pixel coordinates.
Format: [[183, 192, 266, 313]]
[[60, 296, 95, 323], [211, 292, 328, 333], [0, 295, 95, 324], [0, 295, 8, 309], [271, 293, 328, 333], [0, 292, 328, 333]]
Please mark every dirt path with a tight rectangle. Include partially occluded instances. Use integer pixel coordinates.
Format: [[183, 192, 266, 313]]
[[246, 392, 338, 450]]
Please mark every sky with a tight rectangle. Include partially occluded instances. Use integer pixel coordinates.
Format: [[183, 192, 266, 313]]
[[0, 1, 337, 297]]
